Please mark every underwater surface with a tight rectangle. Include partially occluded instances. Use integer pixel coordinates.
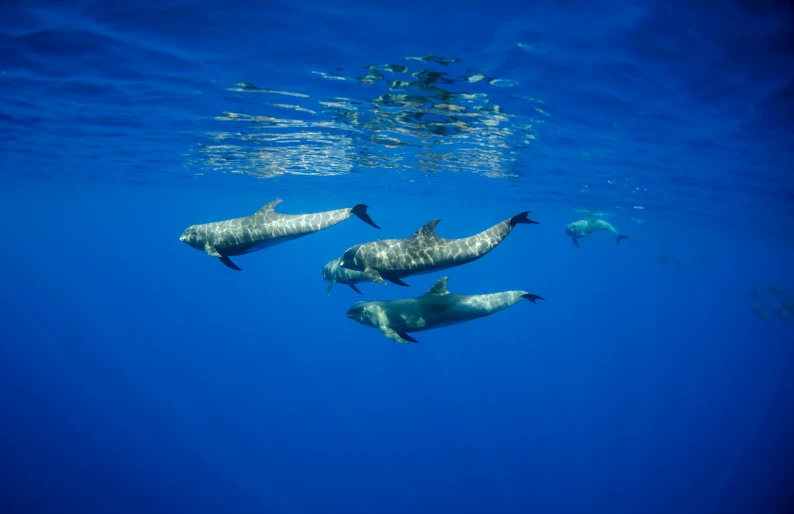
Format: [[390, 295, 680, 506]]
[[1, 1, 793, 513]]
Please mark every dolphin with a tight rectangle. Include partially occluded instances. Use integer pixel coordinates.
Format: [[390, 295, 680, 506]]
[[337, 211, 538, 286], [751, 302, 770, 323], [565, 217, 629, 248], [772, 304, 792, 321], [657, 254, 682, 268], [180, 199, 380, 271], [574, 208, 612, 219], [322, 259, 369, 295], [784, 295, 794, 314], [345, 276, 543, 344]]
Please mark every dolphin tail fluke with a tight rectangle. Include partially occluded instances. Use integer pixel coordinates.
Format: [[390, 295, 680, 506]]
[[351, 204, 381, 229], [617, 234, 629, 245], [219, 256, 242, 271], [510, 211, 539, 226], [522, 293, 544, 304]]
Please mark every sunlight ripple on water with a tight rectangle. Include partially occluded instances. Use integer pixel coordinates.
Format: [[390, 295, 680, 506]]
[[189, 54, 536, 180]]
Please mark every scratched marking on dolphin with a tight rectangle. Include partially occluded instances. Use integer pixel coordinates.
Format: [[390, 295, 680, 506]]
[[337, 211, 538, 286], [180, 199, 380, 270], [346, 276, 544, 343]]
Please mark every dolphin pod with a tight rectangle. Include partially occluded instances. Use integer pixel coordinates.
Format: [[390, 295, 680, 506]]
[[181, 200, 638, 343]]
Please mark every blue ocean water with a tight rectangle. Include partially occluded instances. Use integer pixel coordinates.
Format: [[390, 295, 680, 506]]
[[1, 1, 794, 513]]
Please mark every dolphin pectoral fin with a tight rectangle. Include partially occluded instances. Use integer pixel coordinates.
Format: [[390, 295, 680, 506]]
[[205, 244, 222, 257], [219, 256, 242, 271], [364, 268, 387, 285], [385, 277, 410, 287], [208, 243, 242, 271], [617, 234, 629, 245], [326, 281, 335, 295], [349, 284, 363, 294], [400, 331, 419, 343], [381, 327, 418, 344], [571, 238, 580, 248]]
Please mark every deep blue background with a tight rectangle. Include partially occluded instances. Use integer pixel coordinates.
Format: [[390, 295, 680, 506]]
[[1, 1, 793, 513]]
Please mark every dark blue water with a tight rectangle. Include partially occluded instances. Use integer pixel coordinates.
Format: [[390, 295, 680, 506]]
[[2, 1, 793, 513]]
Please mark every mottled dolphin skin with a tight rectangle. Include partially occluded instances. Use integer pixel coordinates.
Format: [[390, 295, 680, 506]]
[[345, 276, 543, 344], [322, 259, 369, 295], [180, 199, 380, 271], [338, 211, 538, 286], [565, 218, 629, 248]]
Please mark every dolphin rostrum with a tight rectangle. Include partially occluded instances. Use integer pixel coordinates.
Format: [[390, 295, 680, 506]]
[[337, 211, 538, 286], [345, 276, 544, 343], [322, 258, 369, 295], [181, 199, 380, 270]]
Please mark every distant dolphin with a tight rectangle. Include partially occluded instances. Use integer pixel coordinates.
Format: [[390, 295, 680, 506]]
[[180, 199, 380, 271], [574, 208, 612, 219], [657, 254, 682, 268], [322, 259, 369, 295], [751, 303, 770, 323], [565, 217, 629, 248], [784, 296, 794, 314], [337, 212, 538, 286], [772, 304, 792, 321], [345, 276, 543, 344]]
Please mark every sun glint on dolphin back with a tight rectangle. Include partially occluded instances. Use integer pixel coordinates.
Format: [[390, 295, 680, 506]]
[[180, 199, 380, 271], [336, 210, 539, 286]]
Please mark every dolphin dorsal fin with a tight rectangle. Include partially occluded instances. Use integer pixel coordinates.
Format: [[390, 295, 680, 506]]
[[411, 218, 441, 240], [424, 277, 450, 295], [255, 198, 282, 215]]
